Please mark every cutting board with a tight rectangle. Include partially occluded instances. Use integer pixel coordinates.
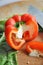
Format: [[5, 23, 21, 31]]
[[0, 1, 43, 65]]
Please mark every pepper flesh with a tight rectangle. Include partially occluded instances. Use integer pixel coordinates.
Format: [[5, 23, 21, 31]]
[[26, 41, 43, 53], [22, 14, 38, 41], [5, 25, 25, 50]]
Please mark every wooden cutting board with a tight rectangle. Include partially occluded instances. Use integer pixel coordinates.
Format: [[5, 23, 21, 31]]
[[0, 1, 43, 65]]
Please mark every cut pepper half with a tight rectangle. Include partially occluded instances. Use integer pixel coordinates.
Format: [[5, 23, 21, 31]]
[[5, 25, 25, 50], [5, 14, 38, 50]]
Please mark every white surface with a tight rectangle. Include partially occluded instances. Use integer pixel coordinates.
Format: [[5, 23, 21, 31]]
[[0, 0, 22, 7]]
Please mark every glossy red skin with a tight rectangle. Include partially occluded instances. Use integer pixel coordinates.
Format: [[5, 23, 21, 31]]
[[22, 14, 38, 41], [23, 31, 30, 41], [26, 41, 43, 53], [27, 20, 38, 41], [12, 15, 21, 22], [21, 14, 36, 22], [5, 18, 15, 27]]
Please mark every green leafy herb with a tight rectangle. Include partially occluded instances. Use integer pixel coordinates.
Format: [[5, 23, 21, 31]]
[[0, 42, 18, 65], [0, 25, 4, 32], [0, 20, 6, 25], [0, 32, 5, 43], [0, 55, 7, 65], [0, 20, 6, 32]]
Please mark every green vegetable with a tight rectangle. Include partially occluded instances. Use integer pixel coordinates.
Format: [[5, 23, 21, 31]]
[[0, 42, 18, 65], [0, 25, 4, 31], [0, 55, 7, 65], [0, 20, 6, 25], [0, 32, 5, 43], [7, 52, 18, 65]]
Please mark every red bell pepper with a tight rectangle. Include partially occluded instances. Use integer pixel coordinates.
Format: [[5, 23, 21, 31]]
[[22, 14, 38, 41], [5, 18, 15, 27], [5, 14, 38, 50], [26, 41, 43, 53], [5, 15, 25, 50], [12, 14, 21, 22]]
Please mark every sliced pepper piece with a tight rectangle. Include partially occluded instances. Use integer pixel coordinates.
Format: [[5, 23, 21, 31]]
[[26, 41, 43, 53]]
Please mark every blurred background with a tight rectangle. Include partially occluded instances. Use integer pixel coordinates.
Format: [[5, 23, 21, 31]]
[[0, 0, 43, 20]]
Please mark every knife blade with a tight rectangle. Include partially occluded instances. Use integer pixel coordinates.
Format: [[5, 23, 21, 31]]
[[28, 5, 43, 28]]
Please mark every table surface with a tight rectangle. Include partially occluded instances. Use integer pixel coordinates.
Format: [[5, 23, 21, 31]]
[[0, 0, 43, 65], [17, 32, 43, 65]]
